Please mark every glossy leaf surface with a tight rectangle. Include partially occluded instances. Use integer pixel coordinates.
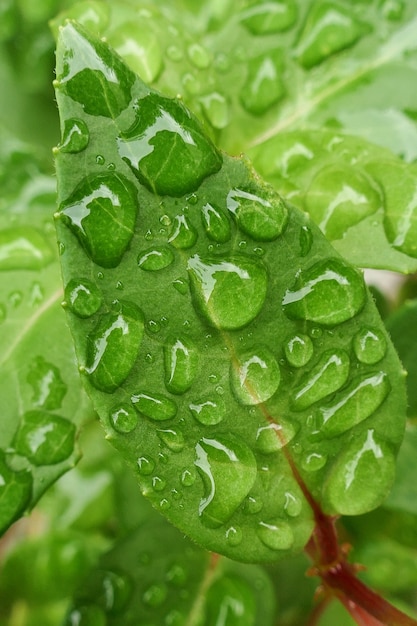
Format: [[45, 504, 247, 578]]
[[54, 23, 406, 563]]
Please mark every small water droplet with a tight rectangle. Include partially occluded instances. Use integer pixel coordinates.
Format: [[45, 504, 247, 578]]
[[27, 356, 67, 410], [189, 397, 226, 426], [0, 453, 32, 535], [166, 44, 184, 62], [301, 452, 327, 472], [226, 525, 243, 546], [173, 277, 189, 294], [157, 428, 185, 452], [245, 495, 263, 514], [240, 50, 286, 115], [0, 227, 53, 271], [231, 347, 280, 405], [64, 278, 102, 318], [85, 301, 144, 393], [187, 43, 211, 69], [9, 291, 22, 308], [195, 435, 257, 528], [143, 583, 168, 607], [284, 492, 302, 517], [131, 391, 177, 421], [382, 0, 404, 20], [107, 162, 115, 171], [59, 117, 89, 153], [138, 245, 174, 271], [256, 419, 296, 454], [168, 215, 197, 249], [284, 333, 314, 368], [96, 154, 105, 165], [240, 0, 297, 34], [181, 468, 196, 486], [166, 563, 187, 586], [188, 254, 268, 330], [92, 569, 132, 613], [199, 92, 229, 130], [152, 476, 166, 492], [110, 403, 138, 433], [227, 188, 287, 241], [283, 258, 366, 326], [214, 52, 230, 72], [147, 319, 161, 333], [165, 610, 184, 626], [201, 202, 231, 243], [164, 336, 198, 394], [353, 327, 387, 364], [64, 605, 107, 626], [182, 72, 202, 95], [14, 410, 75, 465], [137, 456, 155, 475], [257, 520, 294, 550], [299, 225, 313, 256]]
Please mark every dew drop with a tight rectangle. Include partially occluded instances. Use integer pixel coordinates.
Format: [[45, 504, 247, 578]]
[[64, 605, 106, 626], [182, 72, 202, 95], [166, 44, 183, 62], [157, 428, 185, 452], [9, 291, 22, 308], [195, 435, 257, 528], [284, 333, 313, 368], [85, 300, 144, 393], [240, 50, 286, 115], [353, 327, 387, 364], [131, 391, 177, 421], [299, 225, 313, 256], [147, 319, 161, 333], [382, 0, 404, 20], [165, 610, 184, 626], [59, 173, 138, 268], [318, 371, 391, 437], [301, 452, 327, 472], [92, 569, 132, 613], [164, 336, 198, 394], [110, 24, 163, 82], [117, 93, 222, 197], [143, 583, 168, 607], [173, 277, 188, 294], [166, 563, 187, 586], [282, 258, 366, 326], [64, 278, 102, 318], [14, 410, 75, 465], [323, 429, 395, 515], [168, 215, 197, 249], [255, 419, 296, 454], [152, 476, 166, 492], [231, 347, 280, 405], [189, 397, 226, 426], [138, 245, 174, 271], [0, 227, 53, 271], [0, 454, 33, 535], [240, 0, 297, 34], [257, 520, 294, 550], [137, 456, 155, 475], [291, 349, 350, 411], [181, 468, 196, 486], [27, 356, 67, 410], [201, 202, 231, 244], [59, 118, 89, 153], [110, 403, 138, 434], [245, 495, 263, 514], [227, 188, 287, 241], [187, 43, 211, 69], [199, 92, 229, 130], [95, 154, 105, 165], [188, 254, 268, 330], [226, 525, 243, 546], [284, 492, 302, 517]]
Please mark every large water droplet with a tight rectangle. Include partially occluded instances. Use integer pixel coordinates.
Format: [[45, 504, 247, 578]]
[[110, 402, 138, 433], [305, 165, 381, 240], [131, 391, 177, 421], [58, 173, 138, 268], [157, 428, 185, 452], [240, 0, 297, 34], [138, 245, 174, 270], [284, 333, 314, 368], [110, 23, 163, 82], [117, 93, 222, 197], [188, 254, 267, 329], [0, 227, 53, 271], [168, 215, 197, 249], [189, 397, 226, 426], [59, 118, 89, 153], [282, 258, 366, 326], [257, 520, 294, 550], [291, 349, 350, 411], [57, 22, 135, 118], [231, 347, 280, 405], [201, 202, 231, 243], [240, 50, 285, 115], [195, 435, 257, 528], [14, 410, 75, 465], [255, 419, 296, 454], [84, 300, 144, 393], [27, 356, 67, 410], [164, 336, 198, 394], [64, 278, 102, 318], [353, 327, 387, 364], [323, 429, 395, 515], [318, 371, 391, 437], [227, 187, 287, 241], [0, 453, 32, 534], [296, 4, 369, 69]]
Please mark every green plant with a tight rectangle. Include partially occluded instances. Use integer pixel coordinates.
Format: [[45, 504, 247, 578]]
[[1, 1, 417, 625]]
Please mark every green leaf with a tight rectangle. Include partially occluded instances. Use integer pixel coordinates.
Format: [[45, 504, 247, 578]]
[[0, 130, 91, 535], [54, 22, 406, 564]]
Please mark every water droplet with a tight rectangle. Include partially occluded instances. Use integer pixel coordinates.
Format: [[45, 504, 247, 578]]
[[137, 456, 155, 475], [107, 162, 115, 171], [195, 435, 257, 528], [240, 0, 297, 34], [14, 410, 75, 465], [85, 300, 144, 393], [147, 319, 161, 334], [382, 0, 404, 20], [291, 349, 350, 411], [305, 165, 381, 239], [30, 282, 44, 306], [164, 336, 198, 395], [0, 227, 53, 271], [143, 583, 168, 607], [181, 468, 196, 486], [64, 605, 107, 626], [240, 50, 286, 115], [257, 520, 294, 550], [323, 429, 395, 515], [110, 24, 163, 82], [284, 492, 302, 517], [231, 347, 280, 405], [166, 563, 187, 586], [296, 4, 369, 69], [91, 569, 132, 613], [189, 397, 226, 426], [256, 419, 296, 454], [58, 22, 135, 117], [157, 428, 184, 452], [131, 391, 177, 421], [64, 278, 102, 318], [117, 93, 222, 197], [284, 333, 314, 368], [110, 403, 138, 433], [227, 188, 287, 241], [168, 215, 197, 249], [226, 525, 243, 546], [166, 44, 183, 62], [9, 291, 22, 307], [182, 72, 202, 95], [301, 452, 327, 472], [187, 43, 211, 69], [27, 356, 67, 410], [201, 203, 231, 243], [318, 371, 391, 437], [152, 476, 166, 492], [0, 453, 32, 535], [353, 327, 387, 364], [245, 495, 263, 514], [59, 117, 89, 153], [299, 225, 313, 256], [283, 258, 366, 326], [59, 173, 138, 268], [138, 245, 174, 271], [95, 154, 105, 165], [188, 254, 267, 330], [199, 92, 229, 130], [165, 610, 184, 626], [173, 277, 188, 294]]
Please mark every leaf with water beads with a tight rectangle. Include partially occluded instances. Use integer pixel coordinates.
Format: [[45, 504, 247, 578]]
[[54, 23, 407, 563]]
